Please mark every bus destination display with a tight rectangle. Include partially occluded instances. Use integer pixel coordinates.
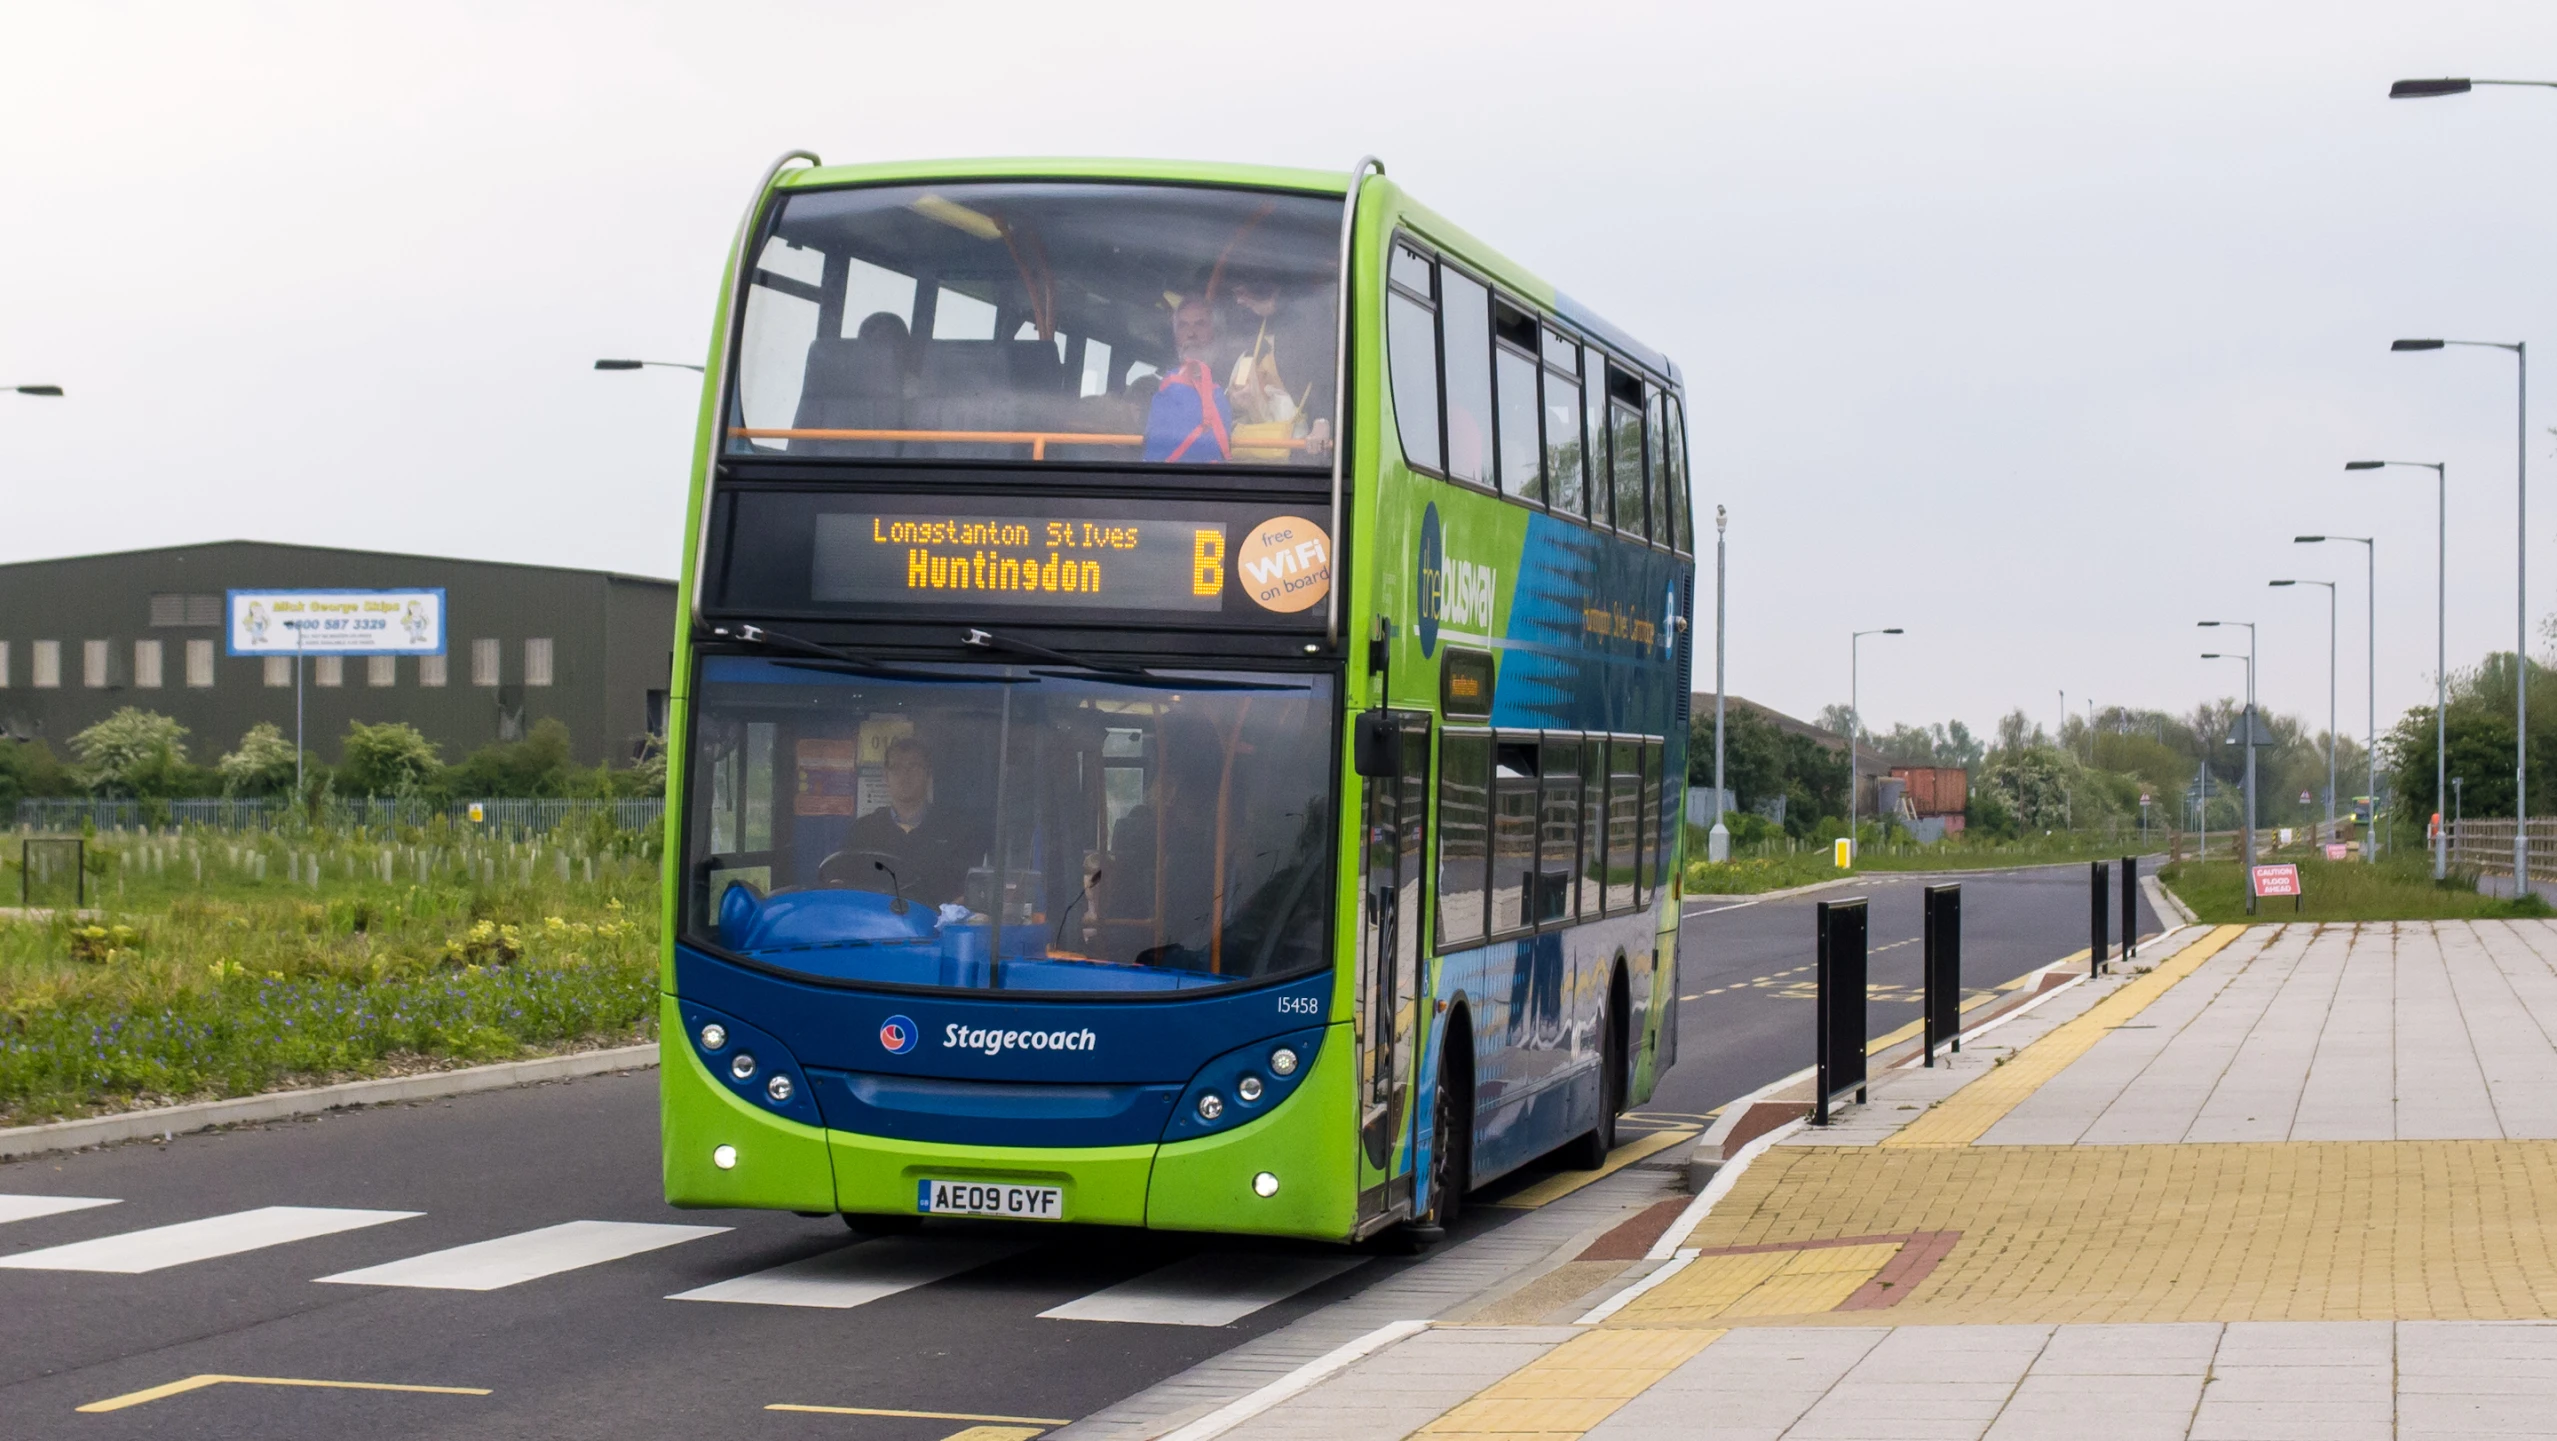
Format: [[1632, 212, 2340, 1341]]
[[812, 512, 1228, 612]]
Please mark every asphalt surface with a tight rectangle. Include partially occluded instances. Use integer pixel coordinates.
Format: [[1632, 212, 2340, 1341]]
[[0, 860, 2165, 1439]]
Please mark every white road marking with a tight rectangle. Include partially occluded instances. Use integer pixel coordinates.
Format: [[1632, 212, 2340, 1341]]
[[0, 1206, 418, 1273], [1684, 900, 1760, 915], [670, 1234, 1034, 1309], [315, 1219, 726, 1291], [0, 1194, 118, 1225], [1039, 1252, 1366, 1327]]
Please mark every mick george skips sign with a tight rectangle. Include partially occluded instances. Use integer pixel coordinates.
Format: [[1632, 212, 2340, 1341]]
[[227, 590, 446, 656]]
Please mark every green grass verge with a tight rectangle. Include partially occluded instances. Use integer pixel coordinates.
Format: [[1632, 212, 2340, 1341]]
[[0, 825, 659, 1124], [2156, 855, 2552, 923]]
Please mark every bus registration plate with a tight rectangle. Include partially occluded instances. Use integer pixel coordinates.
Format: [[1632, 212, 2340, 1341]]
[[918, 1179, 1065, 1220]]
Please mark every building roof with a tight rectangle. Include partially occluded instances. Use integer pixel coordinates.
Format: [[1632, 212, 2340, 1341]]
[[0, 539, 674, 588], [1696, 693, 1896, 773]]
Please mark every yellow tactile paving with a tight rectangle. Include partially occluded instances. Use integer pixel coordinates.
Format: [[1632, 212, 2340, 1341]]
[[1883, 924, 2252, 1148], [1607, 1242, 1904, 1327], [1412, 1328, 1722, 1438], [1686, 1138, 2557, 1325]]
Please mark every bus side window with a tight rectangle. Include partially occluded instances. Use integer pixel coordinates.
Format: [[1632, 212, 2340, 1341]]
[[1386, 244, 1442, 473], [1638, 738, 1664, 905], [1492, 301, 1542, 506], [1537, 735, 1581, 926], [1488, 738, 1539, 936], [1607, 368, 1645, 537], [1439, 268, 1493, 487], [1583, 355, 1610, 525], [1665, 397, 1692, 552], [1578, 735, 1607, 918], [1436, 731, 1491, 949], [1605, 739, 1641, 913], [1643, 389, 1669, 546], [1543, 334, 1585, 519]]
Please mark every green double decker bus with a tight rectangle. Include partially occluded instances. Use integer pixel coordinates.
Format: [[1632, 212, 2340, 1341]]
[[661, 153, 1694, 1244]]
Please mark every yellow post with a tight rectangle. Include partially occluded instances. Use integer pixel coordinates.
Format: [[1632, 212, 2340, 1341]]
[[1833, 837, 1854, 869]]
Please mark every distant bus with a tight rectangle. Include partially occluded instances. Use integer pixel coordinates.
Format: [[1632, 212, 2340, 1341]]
[[661, 154, 1692, 1243]]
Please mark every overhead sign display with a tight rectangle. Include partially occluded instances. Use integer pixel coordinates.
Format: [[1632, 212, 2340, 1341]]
[[227, 589, 446, 656], [810, 512, 1228, 612]]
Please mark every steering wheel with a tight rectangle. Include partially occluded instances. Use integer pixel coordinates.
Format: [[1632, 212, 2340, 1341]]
[[817, 849, 908, 897]]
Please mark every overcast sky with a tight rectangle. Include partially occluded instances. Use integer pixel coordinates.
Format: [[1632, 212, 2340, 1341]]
[[7, 1, 2556, 743]]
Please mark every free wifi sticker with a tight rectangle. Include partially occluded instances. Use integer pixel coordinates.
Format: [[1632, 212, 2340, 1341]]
[[1237, 515, 1332, 613]]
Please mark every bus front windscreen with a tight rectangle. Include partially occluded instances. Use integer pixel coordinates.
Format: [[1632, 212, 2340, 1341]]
[[683, 656, 1335, 994], [731, 183, 1342, 468]]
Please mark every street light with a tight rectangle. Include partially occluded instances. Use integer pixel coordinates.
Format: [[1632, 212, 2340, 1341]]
[[1847, 627, 1904, 861], [2348, 460, 2450, 877], [594, 359, 707, 373], [2269, 578, 2339, 846], [1710, 506, 1730, 862], [2392, 336, 2527, 894], [2389, 78, 2557, 99], [9, 385, 63, 396], [2294, 534, 2377, 858], [2200, 620, 2260, 907]]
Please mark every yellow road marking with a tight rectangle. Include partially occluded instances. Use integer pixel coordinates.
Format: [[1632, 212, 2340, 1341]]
[[78, 1374, 490, 1413], [1414, 1327, 1722, 1437], [767, 1403, 1074, 1425], [1883, 924, 2247, 1148], [1487, 1128, 1700, 1209]]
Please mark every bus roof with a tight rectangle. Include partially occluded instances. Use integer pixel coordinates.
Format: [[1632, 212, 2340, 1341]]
[[770, 157, 1678, 386]]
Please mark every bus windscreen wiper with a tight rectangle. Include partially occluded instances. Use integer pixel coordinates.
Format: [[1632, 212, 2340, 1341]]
[[962, 627, 1149, 676], [711, 623, 941, 678]]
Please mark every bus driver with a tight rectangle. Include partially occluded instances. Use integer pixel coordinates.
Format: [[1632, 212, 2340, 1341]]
[[839, 737, 975, 906]]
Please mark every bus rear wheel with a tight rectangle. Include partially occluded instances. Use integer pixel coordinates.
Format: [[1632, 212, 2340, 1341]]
[[1562, 979, 1625, 1170]]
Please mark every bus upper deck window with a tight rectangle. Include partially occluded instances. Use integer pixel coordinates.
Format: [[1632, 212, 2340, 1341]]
[[1493, 303, 1542, 505], [1543, 340, 1585, 518], [1643, 389, 1669, 546], [1387, 246, 1442, 473], [1438, 269, 1492, 487]]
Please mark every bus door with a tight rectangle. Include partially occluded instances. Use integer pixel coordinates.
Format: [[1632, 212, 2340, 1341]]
[[1356, 712, 1431, 1223]]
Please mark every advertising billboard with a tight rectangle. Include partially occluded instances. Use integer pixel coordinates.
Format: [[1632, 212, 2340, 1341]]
[[226, 589, 446, 656]]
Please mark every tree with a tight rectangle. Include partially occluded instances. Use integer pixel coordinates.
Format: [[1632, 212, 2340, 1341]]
[[217, 723, 299, 797], [339, 720, 441, 796], [446, 717, 576, 798], [70, 708, 193, 798], [0, 739, 77, 810]]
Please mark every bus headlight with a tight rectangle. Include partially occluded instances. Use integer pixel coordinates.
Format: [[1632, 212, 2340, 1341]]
[[699, 1023, 728, 1051], [731, 1053, 757, 1081], [713, 1144, 738, 1170], [1270, 1047, 1299, 1077], [1197, 1093, 1224, 1121], [766, 1075, 794, 1104], [1253, 1171, 1280, 1197], [1237, 1075, 1264, 1103]]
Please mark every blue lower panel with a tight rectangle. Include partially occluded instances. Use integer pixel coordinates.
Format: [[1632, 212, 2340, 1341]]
[[810, 1069, 1181, 1147]]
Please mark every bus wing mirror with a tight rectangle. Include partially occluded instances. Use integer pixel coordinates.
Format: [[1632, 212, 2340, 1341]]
[[1353, 711, 1399, 779]]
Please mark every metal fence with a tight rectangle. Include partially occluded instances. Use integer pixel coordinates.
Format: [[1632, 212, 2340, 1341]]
[[13, 796, 664, 836]]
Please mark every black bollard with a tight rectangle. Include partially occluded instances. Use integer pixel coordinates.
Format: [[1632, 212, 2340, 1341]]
[[2121, 855, 2138, 962], [2090, 860, 2111, 977]]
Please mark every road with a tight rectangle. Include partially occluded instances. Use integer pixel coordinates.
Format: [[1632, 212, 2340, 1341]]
[[0, 860, 2164, 1439], [1640, 859, 2167, 1124]]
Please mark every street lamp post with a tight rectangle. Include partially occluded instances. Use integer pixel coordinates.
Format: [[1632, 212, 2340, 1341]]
[[2202, 620, 2259, 911], [2347, 460, 2449, 876], [2296, 535, 2377, 858], [2392, 336, 2527, 893], [1710, 507, 1730, 863], [1848, 627, 1905, 860], [2269, 578, 2339, 845]]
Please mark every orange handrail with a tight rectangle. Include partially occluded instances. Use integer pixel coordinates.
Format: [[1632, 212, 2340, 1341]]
[[728, 427, 1313, 461]]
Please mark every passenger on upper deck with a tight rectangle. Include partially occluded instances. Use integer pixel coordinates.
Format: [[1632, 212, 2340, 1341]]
[[1143, 297, 1232, 463]]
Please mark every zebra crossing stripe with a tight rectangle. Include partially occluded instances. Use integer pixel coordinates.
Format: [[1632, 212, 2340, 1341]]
[[315, 1220, 727, 1291], [1037, 1252, 1365, 1326], [672, 1234, 1035, 1309], [0, 1206, 418, 1274], [0, 1194, 119, 1225]]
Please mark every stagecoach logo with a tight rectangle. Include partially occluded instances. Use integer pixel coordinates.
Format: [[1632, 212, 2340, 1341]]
[[1415, 502, 1496, 659], [878, 1015, 919, 1055]]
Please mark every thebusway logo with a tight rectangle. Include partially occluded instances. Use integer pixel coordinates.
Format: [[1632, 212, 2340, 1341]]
[[1416, 503, 1497, 659], [945, 1024, 1098, 1056], [879, 1015, 919, 1054]]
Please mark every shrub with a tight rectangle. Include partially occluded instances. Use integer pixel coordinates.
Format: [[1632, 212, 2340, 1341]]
[[70, 709, 195, 798], [340, 720, 441, 797], [218, 723, 300, 797]]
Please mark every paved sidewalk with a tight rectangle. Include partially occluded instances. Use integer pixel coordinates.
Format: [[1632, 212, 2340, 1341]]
[[1204, 921, 2557, 1440]]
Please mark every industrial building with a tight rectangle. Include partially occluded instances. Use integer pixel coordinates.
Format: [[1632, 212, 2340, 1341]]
[[0, 541, 675, 768]]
